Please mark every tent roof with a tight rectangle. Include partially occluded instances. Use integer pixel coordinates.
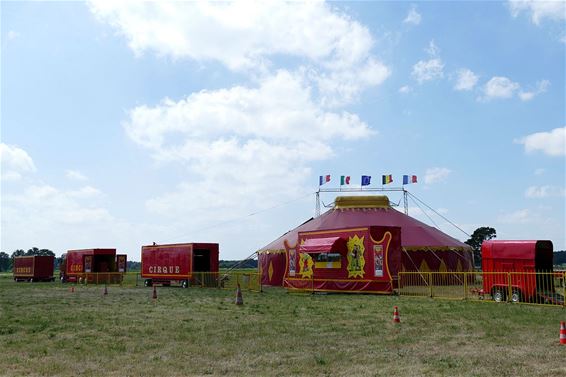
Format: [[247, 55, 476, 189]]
[[259, 196, 469, 252]]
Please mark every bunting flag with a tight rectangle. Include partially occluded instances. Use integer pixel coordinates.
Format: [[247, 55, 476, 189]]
[[403, 175, 418, 184], [319, 175, 331, 186], [340, 175, 351, 185], [382, 175, 393, 185], [361, 175, 371, 186]]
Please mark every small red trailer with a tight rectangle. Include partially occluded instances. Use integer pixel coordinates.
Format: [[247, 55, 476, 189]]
[[13, 256, 55, 282], [60, 249, 127, 283], [141, 243, 219, 288], [482, 240, 562, 303]]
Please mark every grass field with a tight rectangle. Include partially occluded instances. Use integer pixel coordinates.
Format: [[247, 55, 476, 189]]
[[0, 274, 565, 376]]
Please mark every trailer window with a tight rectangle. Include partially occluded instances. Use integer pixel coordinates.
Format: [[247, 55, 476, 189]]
[[315, 253, 342, 269]]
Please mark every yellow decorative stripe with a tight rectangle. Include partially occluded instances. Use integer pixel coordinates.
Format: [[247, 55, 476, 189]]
[[334, 195, 390, 209]]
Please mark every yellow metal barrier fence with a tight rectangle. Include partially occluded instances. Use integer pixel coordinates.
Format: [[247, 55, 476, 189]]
[[65, 271, 262, 291], [74, 272, 125, 285], [398, 271, 565, 307]]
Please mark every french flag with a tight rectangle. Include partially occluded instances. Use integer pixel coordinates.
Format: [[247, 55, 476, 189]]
[[403, 175, 418, 184], [319, 175, 331, 186]]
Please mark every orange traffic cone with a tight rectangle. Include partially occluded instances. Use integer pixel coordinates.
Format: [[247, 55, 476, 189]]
[[152, 285, 157, 300], [103, 285, 108, 295], [393, 306, 400, 323], [235, 283, 243, 305], [560, 321, 566, 345]]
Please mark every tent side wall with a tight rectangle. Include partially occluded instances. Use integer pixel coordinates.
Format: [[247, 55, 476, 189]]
[[258, 250, 286, 286], [401, 248, 473, 273]]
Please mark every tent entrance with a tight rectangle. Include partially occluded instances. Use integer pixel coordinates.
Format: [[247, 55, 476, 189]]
[[193, 249, 211, 272]]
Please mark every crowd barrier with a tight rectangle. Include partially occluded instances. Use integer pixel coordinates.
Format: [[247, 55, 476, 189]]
[[398, 271, 566, 307]]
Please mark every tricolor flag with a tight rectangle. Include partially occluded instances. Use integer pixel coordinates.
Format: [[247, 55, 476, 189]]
[[361, 175, 371, 186], [319, 175, 331, 186], [340, 175, 351, 185], [382, 175, 393, 185], [403, 175, 418, 185]]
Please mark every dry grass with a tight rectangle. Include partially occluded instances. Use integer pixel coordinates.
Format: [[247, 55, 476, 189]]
[[0, 275, 565, 376]]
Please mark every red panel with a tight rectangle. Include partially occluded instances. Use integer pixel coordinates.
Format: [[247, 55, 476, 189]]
[[33, 256, 54, 279], [482, 240, 546, 260], [259, 252, 286, 286]]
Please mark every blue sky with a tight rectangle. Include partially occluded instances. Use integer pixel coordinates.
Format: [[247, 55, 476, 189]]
[[2, 1, 565, 260]]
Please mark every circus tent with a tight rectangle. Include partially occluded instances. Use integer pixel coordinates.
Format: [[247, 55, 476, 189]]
[[258, 195, 472, 292]]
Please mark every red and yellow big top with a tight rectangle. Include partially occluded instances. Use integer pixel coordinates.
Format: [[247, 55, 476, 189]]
[[258, 195, 472, 293]]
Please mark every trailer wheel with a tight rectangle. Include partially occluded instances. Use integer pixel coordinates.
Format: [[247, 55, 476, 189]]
[[511, 290, 522, 303], [144, 279, 153, 287], [181, 280, 189, 289], [492, 288, 506, 302]]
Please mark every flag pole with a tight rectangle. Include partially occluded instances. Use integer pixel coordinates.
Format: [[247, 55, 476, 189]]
[[315, 190, 321, 217]]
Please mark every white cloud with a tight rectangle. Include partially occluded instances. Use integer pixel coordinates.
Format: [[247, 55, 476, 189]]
[[518, 79, 550, 101], [525, 185, 566, 198], [68, 186, 102, 199], [403, 6, 421, 25], [425, 40, 440, 57], [399, 85, 412, 94], [125, 70, 374, 217], [412, 58, 444, 83], [4, 184, 111, 225], [7, 30, 20, 40], [313, 58, 390, 107], [88, 0, 389, 106], [88, 1, 374, 70], [424, 167, 452, 184], [0, 143, 36, 181], [65, 169, 88, 181], [516, 127, 566, 156], [454, 68, 479, 91], [481, 76, 520, 100], [497, 208, 536, 224], [509, 0, 566, 25]]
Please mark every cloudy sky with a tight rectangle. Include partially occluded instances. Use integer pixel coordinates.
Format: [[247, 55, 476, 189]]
[[2, 1, 565, 260]]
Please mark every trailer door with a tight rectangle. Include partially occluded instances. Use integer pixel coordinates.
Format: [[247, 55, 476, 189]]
[[193, 249, 211, 272]]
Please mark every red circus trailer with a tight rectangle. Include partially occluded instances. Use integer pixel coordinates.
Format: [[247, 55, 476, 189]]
[[60, 249, 127, 283], [141, 243, 219, 288], [13, 256, 55, 282], [481, 240, 561, 303]]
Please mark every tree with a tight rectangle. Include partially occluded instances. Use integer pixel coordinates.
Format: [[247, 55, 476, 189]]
[[465, 227, 496, 268], [11, 249, 25, 258], [0, 252, 10, 272], [25, 247, 55, 256]]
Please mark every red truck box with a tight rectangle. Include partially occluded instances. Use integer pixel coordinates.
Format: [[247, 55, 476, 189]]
[[60, 248, 127, 283], [141, 243, 219, 287], [482, 240, 558, 303], [13, 255, 55, 282]]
